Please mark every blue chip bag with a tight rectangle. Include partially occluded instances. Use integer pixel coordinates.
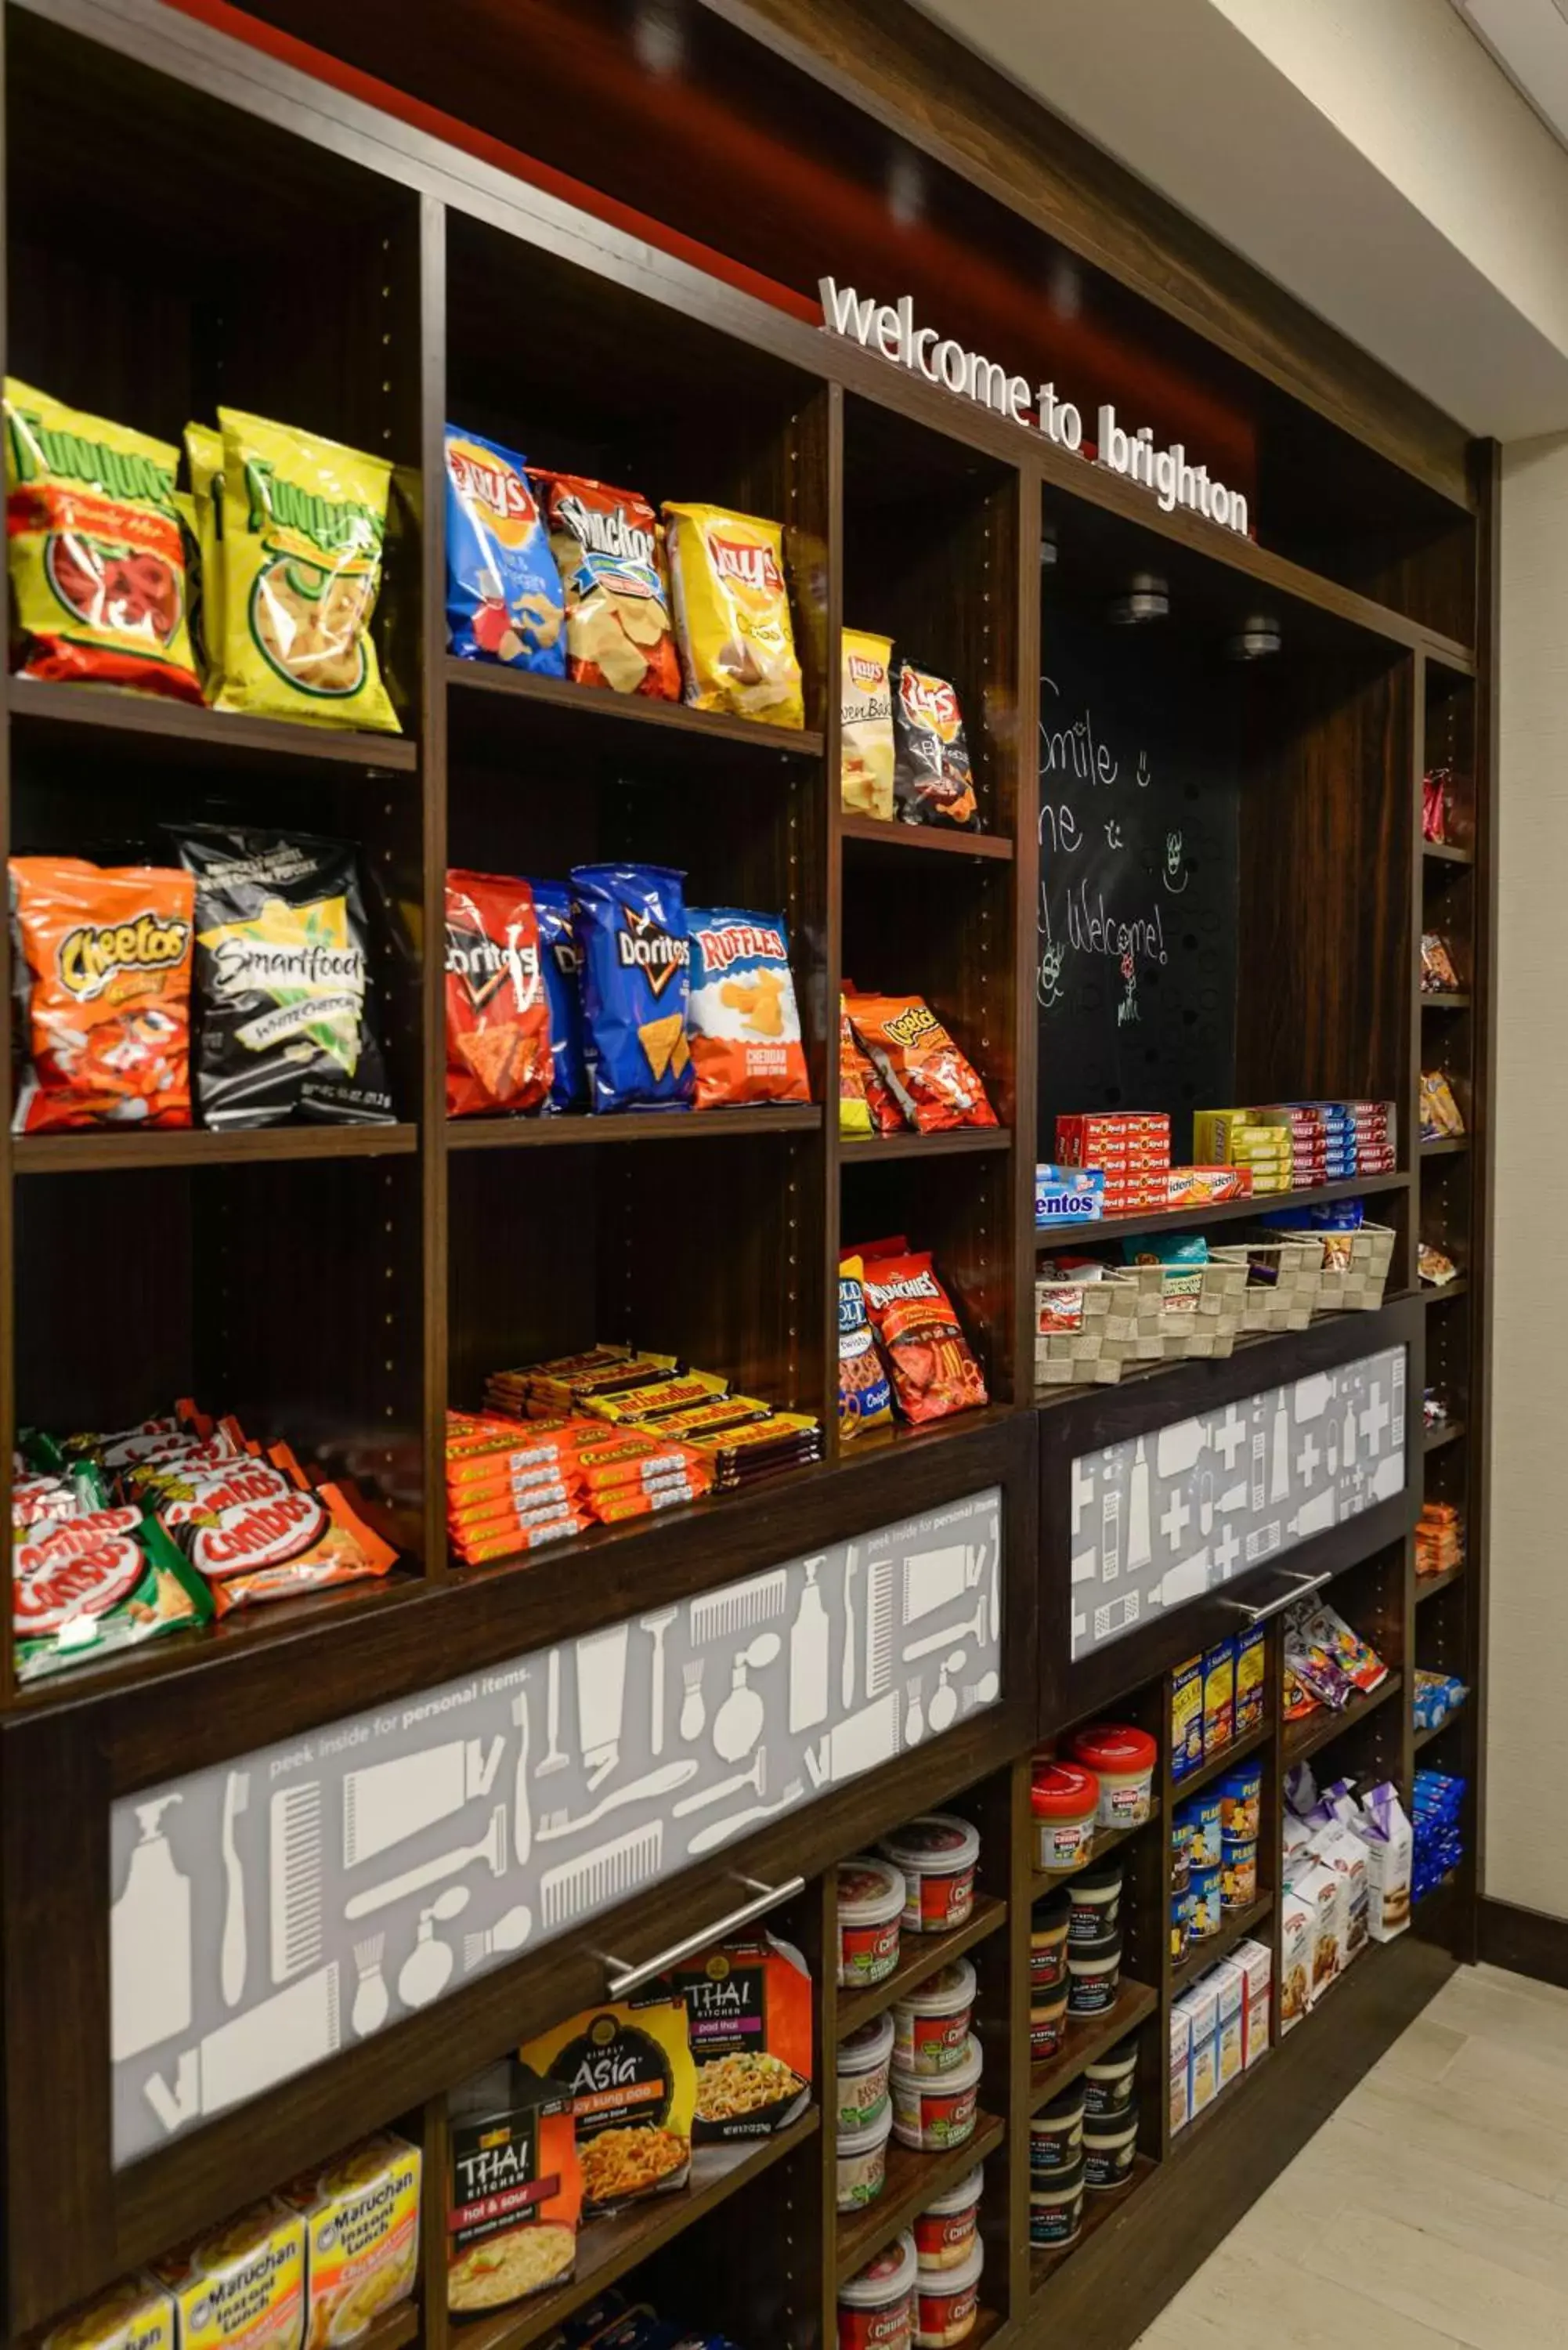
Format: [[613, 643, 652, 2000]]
[[529, 878, 588, 1112], [445, 426, 567, 674], [570, 863, 693, 1113]]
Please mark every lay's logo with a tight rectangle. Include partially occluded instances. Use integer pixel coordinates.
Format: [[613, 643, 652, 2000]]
[[449, 446, 534, 526], [847, 652, 885, 687], [707, 533, 783, 596], [899, 667, 959, 735]]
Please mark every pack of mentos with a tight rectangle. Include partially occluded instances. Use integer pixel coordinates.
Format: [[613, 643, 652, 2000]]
[[571, 864, 693, 1113], [529, 878, 588, 1111], [444, 426, 567, 674], [685, 907, 811, 1109]]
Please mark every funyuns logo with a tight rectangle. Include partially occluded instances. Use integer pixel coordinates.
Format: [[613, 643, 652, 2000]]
[[616, 905, 688, 997]]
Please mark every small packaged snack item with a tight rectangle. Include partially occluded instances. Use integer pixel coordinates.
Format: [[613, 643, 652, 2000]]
[[1418, 1239, 1459, 1288], [279, 2131, 421, 2348], [663, 502, 803, 727], [1169, 1655, 1204, 1781], [41, 2276, 176, 2350], [1201, 1639, 1236, 1755], [530, 879, 590, 1112], [1292, 1600, 1387, 1696], [445, 427, 566, 674], [893, 661, 978, 829], [860, 1251, 988, 1424], [184, 419, 226, 695], [664, 1935, 814, 2141], [151, 2198, 306, 2350], [536, 469, 679, 698], [840, 628, 896, 818], [844, 996, 997, 1132], [685, 908, 811, 1108], [838, 1256, 894, 1437], [9, 856, 194, 1132], [1420, 1068, 1466, 1140], [215, 408, 398, 732], [447, 2061, 583, 2312], [183, 1482, 397, 1616], [519, 1994, 696, 2213], [173, 826, 393, 1128], [571, 864, 693, 1112], [14, 1510, 212, 1683], [5, 378, 203, 701], [445, 870, 553, 1118], [1234, 1623, 1266, 1737], [1420, 931, 1460, 993], [839, 997, 873, 1139]]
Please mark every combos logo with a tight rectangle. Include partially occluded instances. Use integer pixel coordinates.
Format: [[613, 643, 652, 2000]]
[[616, 905, 688, 998], [57, 913, 190, 1001], [706, 533, 783, 598]]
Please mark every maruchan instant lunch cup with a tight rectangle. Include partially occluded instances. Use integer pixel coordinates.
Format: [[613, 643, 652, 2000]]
[[1031, 1760, 1100, 1872], [838, 1854, 905, 1987], [892, 1958, 977, 2077], [838, 2229, 917, 2350], [836, 2102, 895, 2212], [880, 1816, 980, 1935], [1070, 1723, 1157, 1830], [913, 2240, 984, 2348], [1067, 1927, 1123, 2019], [912, 2164, 984, 2274], [891, 2034, 982, 2153], [1068, 1856, 1125, 1943], [836, 2010, 896, 2133], [1030, 1884, 1071, 1995], [1028, 2157, 1085, 2249]]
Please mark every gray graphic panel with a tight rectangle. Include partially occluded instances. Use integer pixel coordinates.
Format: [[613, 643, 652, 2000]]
[[1069, 1347, 1407, 1659], [110, 1486, 1003, 2166]]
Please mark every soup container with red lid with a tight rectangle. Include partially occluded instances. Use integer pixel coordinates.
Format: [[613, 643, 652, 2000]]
[[912, 2162, 984, 2274], [913, 2239, 984, 2348], [881, 1815, 980, 1936], [838, 2229, 916, 2350], [838, 1854, 906, 1987], [1069, 1723, 1157, 1829], [1031, 1761, 1100, 1872], [892, 1957, 977, 2077], [836, 2010, 896, 2134]]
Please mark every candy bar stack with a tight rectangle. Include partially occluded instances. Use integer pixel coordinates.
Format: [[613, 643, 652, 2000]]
[[446, 1410, 716, 1564], [1192, 1110, 1292, 1195], [1055, 1112, 1170, 1213], [1414, 1500, 1464, 1578], [1339, 1100, 1397, 1176]]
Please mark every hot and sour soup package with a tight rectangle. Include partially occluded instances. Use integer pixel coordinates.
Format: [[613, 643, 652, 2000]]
[[445, 870, 553, 1117], [663, 503, 803, 728], [860, 1249, 988, 1424], [571, 863, 692, 1112], [445, 427, 566, 674], [685, 908, 810, 1108], [535, 470, 680, 699], [447, 2062, 583, 2314]]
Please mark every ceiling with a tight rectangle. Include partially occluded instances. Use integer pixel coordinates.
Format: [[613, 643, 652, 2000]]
[[1456, 0, 1568, 148]]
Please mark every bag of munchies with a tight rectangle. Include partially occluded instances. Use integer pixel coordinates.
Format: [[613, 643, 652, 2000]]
[[571, 863, 693, 1112], [840, 628, 895, 818], [685, 907, 810, 1108], [445, 870, 554, 1117], [445, 427, 565, 674], [663, 503, 803, 728], [859, 1250, 988, 1424], [838, 1255, 894, 1437], [536, 470, 680, 699], [845, 993, 997, 1132], [9, 856, 194, 1132], [893, 660, 978, 828], [530, 879, 590, 1111]]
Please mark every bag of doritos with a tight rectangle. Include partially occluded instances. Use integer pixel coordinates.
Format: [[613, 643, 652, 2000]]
[[446, 428, 566, 675], [535, 471, 680, 700], [571, 865, 692, 1113], [5, 378, 204, 703], [840, 629, 895, 819], [10, 857, 194, 1132], [838, 1256, 894, 1437], [894, 660, 978, 828], [445, 870, 553, 1118], [530, 879, 589, 1112], [172, 826, 393, 1128], [685, 909, 810, 1110], [663, 504, 803, 728], [846, 993, 997, 1132], [859, 1249, 988, 1424]]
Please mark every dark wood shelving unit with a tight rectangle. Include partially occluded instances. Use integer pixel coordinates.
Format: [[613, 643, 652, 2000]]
[[1421, 992, 1471, 1010], [1414, 1699, 1469, 1752], [836, 1896, 1009, 2039], [1027, 1977, 1160, 2111], [1035, 1172, 1410, 1251], [1424, 1419, 1465, 1453], [446, 1105, 824, 1150], [446, 653, 826, 757], [1417, 1562, 1468, 1604], [1419, 1137, 1469, 1159], [838, 812, 1015, 860], [14, 1123, 421, 1173], [842, 1128, 1013, 1162], [833, 2111, 1007, 2284], [1174, 2047, 1273, 2149], [1169, 1722, 1272, 1805], [1029, 2153, 1158, 2290], [1171, 1896, 1275, 1998], [1423, 1277, 1470, 1303], [1027, 1802, 1162, 1900], [1282, 1672, 1405, 1770], [1422, 840, 1475, 866], [6, 672, 420, 769]]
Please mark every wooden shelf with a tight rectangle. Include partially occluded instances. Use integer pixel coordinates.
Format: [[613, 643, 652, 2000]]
[[836, 1896, 1009, 2040], [966, 2312, 1006, 2350], [14, 1123, 420, 1175], [460, 2113, 819, 2350], [1283, 1670, 1404, 1769], [1421, 992, 1471, 1010], [1417, 1562, 1468, 1604], [1030, 2152, 1158, 2291], [843, 1128, 1012, 1162], [1028, 1801, 1162, 1900], [1028, 1976, 1159, 2112], [1035, 1172, 1409, 1250], [446, 653, 823, 756], [1423, 1419, 1465, 1454], [839, 812, 1014, 861], [1169, 1719, 1272, 1804], [1422, 840, 1475, 866], [1171, 1894, 1275, 1997], [6, 673, 417, 768], [1414, 1696, 1469, 1751], [447, 1105, 823, 1150], [1423, 1276, 1469, 1304], [1420, 1137, 1469, 1158], [363, 2306, 419, 2350], [834, 2111, 1006, 2285]]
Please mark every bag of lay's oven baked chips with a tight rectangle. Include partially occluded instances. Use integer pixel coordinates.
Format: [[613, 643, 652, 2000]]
[[530, 879, 589, 1112], [685, 908, 810, 1110], [446, 428, 566, 674], [840, 629, 895, 819], [663, 504, 803, 729], [571, 865, 692, 1113]]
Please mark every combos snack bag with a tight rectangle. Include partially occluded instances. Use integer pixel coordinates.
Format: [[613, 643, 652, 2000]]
[[13, 1508, 211, 1684], [445, 870, 553, 1118], [151, 2200, 305, 2350], [184, 420, 226, 695], [685, 907, 810, 1110], [279, 2131, 421, 2349], [840, 628, 895, 819], [664, 1936, 814, 2142], [447, 2063, 583, 2314], [216, 408, 398, 732], [663, 503, 803, 728], [531, 879, 589, 1112], [521, 1994, 696, 2214], [445, 428, 565, 674], [571, 863, 692, 1113], [10, 856, 194, 1132], [860, 1250, 988, 1424], [845, 994, 997, 1132], [5, 378, 203, 702], [838, 1256, 894, 1437], [173, 826, 392, 1128], [894, 660, 978, 829], [536, 470, 679, 699], [175, 1480, 397, 1618]]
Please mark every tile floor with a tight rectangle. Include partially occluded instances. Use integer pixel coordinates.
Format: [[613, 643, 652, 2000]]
[[1133, 1962, 1568, 2349]]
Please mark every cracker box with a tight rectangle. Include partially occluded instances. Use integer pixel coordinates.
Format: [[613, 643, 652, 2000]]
[[1208, 1958, 1246, 2089], [1310, 1819, 1370, 1963], [1201, 1640, 1237, 1758], [278, 2131, 421, 2349], [1280, 1891, 1313, 2034], [1360, 1783, 1414, 1943], [1169, 1654, 1204, 1781], [151, 2199, 306, 2350], [1233, 1937, 1274, 2068], [1292, 1858, 1347, 2004], [1234, 1623, 1266, 1737], [1180, 1978, 1219, 2116], [1169, 2005, 1192, 2138]]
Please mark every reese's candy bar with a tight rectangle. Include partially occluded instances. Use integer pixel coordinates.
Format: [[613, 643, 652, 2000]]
[[685, 909, 811, 1110], [571, 863, 693, 1113]]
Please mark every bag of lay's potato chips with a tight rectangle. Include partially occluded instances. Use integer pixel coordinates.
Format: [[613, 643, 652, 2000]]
[[663, 503, 803, 728], [216, 408, 399, 732], [184, 421, 226, 696], [571, 865, 693, 1113], [840, 628, 895, 818], [445, 427, 566, 674], [530, 878, 589, 1112], [894, 659, 978, 829], [5, 379, 204, 702], [685, 908, 810, 1110], [838, 996, 873, 1138]]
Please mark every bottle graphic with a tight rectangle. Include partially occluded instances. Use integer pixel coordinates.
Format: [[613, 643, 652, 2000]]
[[111, 1795, 191, 2062], [789, 1559, 830, 1732]]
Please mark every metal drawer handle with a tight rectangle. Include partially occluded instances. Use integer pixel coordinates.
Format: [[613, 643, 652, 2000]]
[[598, 1874, 807, 1998], [1216, 1567, 1331, 1625]]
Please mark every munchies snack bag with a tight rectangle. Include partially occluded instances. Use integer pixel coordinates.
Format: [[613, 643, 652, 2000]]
[[685, 908, 810, 1109], [10, 856, 194, 1132], [536, 470, 680, 699], [571, 864, 693, 1112], [663, 503, 803, 728], [445, 870, 553, 1117], [859, 1249, 988, 1424]]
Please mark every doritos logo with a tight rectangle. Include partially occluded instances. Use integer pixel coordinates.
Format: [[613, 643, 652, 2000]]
[[616, 906, 688, 996], [695, 922, 786, 971], [707, 534, 784, 595], [445, 920, 540, 1011]]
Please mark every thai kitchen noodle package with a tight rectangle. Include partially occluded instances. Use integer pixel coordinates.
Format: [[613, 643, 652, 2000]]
[[663, 502, 803, 728], [519, 1994, 696, 2214], [446, 2062, 583, 2316], [535, 470, 680, 698], [172, 826, 393, 1128], [4, 378, 203, 702], [444, 870, 554, 1117], [685, 907, 811, 1108], [662, 1937, 815, 2142], [215, 408, 399, 732], [571, 863, 693, 1112], [840, 628, 895, 818]]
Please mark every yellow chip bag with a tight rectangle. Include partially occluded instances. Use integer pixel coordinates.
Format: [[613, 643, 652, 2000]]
[[184, 421, 226, 696], [278, 2131, 421, 2350], [151, 2197, 305, 2350], [216, 409, 398, 733], [840, 627, 894, 819], [663, 501, 803, 729]]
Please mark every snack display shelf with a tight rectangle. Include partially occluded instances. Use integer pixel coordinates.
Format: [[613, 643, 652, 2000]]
[[458, 2113, 821, 2350], [833, 2110, 1007, 2285], [1422, 1277, 1470, 1304], [843, 1129, 1013, 1162], [1281, 1670, 1404, 1770], [1033, 1170, 1411, 1250], [363, 2307, 419, 2350], [1029, 2152, 1158, 2291], [1423, 1419, 1466, 1454], [1421, 992, 1471, 1010], [837, 812, 1014, 862], [1416, 1561, 1468, 1604], [444, 653, 825, 758], [1027, 1976, 1159, 2112], [1170, 1895, 1274, 1998], [5, 672, 420, 772], [13, 1123, 422, 1174], [445, 1105, 824, 1149], [836, 1896, 1010, 2039], [1175, 2045, 1274, 2152], [1028, 1801, 1162, 1901], [1419, 1137, 1469, 1159], [1422, 840, 1475, 866], [1414, 1697, 1469, 1752], [1169, 1720, 1272, 1805]]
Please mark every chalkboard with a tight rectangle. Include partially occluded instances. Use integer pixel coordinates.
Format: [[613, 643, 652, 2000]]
[[1036, 613, 1240, 1148]]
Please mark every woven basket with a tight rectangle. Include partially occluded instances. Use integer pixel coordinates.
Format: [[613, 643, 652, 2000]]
[[1212, 1238, 1324, 1333], [1035, 1267, 1164, 1386], [1277, 1220, 1397, 1314], [1154, 1257, 1248, 1361]]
